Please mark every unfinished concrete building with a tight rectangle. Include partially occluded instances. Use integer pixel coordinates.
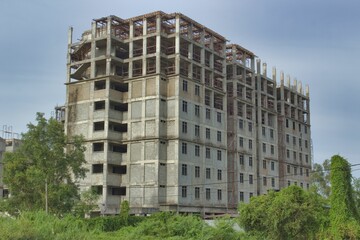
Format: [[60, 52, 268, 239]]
[[226, 45, 295, 206], [277, 76, 311, 189], [0, 126, 21, 199], [65, 11, 311, 215], [66, 11, 228, 215]]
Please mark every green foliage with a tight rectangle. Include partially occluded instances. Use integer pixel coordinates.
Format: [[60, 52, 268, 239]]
[[204, 217, 243, 240], [119, 200, 130, 225], [0, 211, 242, 240], [238, 185, 326, 240], [311, 159, 331, 198], [84, 215, 139, 232], [327, 155, 360, 239], [112, 212, 243, 240], [3, 113, 87, 214], [73, 188, 100, 217], [0, 211, 91, 240], [353, 177, 360, 212]]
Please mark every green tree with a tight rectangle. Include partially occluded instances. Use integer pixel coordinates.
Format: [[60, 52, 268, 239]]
[[238, 185, 326, 240], [2, 113, 87, 214], [119, 200, 130, 225], [353, 177, 360, 212], [327, 155, 360, 239], [74, 188, 100, 217], [310, 159, 331, 198]]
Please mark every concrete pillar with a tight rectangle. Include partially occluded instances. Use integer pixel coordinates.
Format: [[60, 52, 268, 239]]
[[142, 18, 148, 76], [143, 40, 147, 76], [156, 16, 161, 74], [200, 29, 205, 84], [90, 22, 96, 78], [251, 56, 255, 71], [279, 71, 285, 115], [143, 18, 147, 35], [188, 42, 193, 79], [240, 49, 245, 66], [262, 63, 267, 77], [175, 16, 180, 75], [68, 27, 73, 45], [286, 75, 290, 88], [232, 46, 237, 77], [306, 85, 309, 98], [66, 27, 73, 83], [129, 21, 134, 78], [272, 67, 276, 84], [106, 17, 112, 76]]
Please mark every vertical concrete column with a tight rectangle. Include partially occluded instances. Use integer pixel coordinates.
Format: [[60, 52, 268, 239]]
[[106, 17, 112, 76], [200, 29, 205, 84], [129, 21, 134, 78], [255, 58, 262, 196], [175, 15, 180, 75], [143, 18, 147, 36], [250, 56, 256, 101], [232, 47, 237, 87], [262, 63, 267, 77], [187, 23, 193, 79], [272, 67, 277, 113], [293, 79, 298, 120], [142, 18, 148, 76], [251, 56, 255, 71], [272, 67, 277, 87], [306, 85, 310, 125], [280, 71, 284, 86], [66, 27, 73, 83], [242, 50, 246, 66], [263, 63, 268, 94], [209, 37, 214, 86], [90, 22, 97, 78], [280, 71, 285, 115], [156, 16, 161, 74], [286, 75, 290, 88], [272, 65, 278, 146], [306, 85, 309, 98]]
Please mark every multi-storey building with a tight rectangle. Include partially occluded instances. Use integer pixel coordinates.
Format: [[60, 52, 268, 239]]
[[66, 11, 228, 215], [0, 137, 21, 198], [277, 76, 311, 189], [65, 11, 311, 215], [226, 44, 257, 207]]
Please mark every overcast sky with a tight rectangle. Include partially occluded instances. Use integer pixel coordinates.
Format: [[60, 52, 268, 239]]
[[1, 0, 359, 173]]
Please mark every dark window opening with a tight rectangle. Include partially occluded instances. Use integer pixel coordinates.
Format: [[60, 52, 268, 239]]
[[110, 81, 128, 92], [94, 121, 105, 131], [93, 142, 104, 152], [94, 80, 106, 90], [110, 101, 128, 111], [109, 143, 127, 153], [111, 187, 126, 196], [92, 164, 104, 173], [109, 122, 127, 132], [94, 100, 106, 110], [110, 165, 127, 174]]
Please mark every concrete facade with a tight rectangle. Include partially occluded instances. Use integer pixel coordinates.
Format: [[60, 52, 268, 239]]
[[0, 138, 21, 198], [277, 76, 311, 189], [65, 11, 311, 215]]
